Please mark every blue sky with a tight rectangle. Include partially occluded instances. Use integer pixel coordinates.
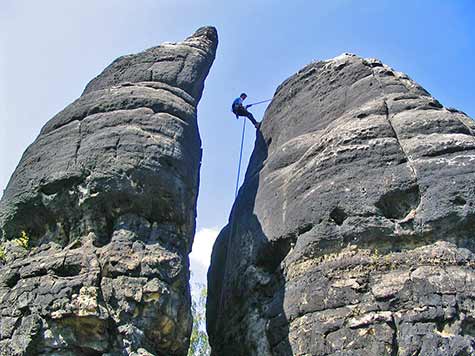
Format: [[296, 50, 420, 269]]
[[1, 0, 474, 285]]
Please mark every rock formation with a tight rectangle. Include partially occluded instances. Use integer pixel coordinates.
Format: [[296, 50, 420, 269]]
[[207, 54, 475, 355], [0, 26, 217, 356]]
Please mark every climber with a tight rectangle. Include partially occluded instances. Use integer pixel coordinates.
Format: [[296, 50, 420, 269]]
[[232, 93, 260, 129]]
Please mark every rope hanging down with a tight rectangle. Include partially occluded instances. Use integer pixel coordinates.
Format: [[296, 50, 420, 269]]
[[218, 97, 272, 319], [221, 116, 248, 317], [234, 118, 246, 198]]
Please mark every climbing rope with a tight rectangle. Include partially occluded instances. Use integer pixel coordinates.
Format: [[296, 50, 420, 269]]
[[217, 97, 272, 327], [234, 118, 246, 198], [219, 119, 246, 325], [247, 98, 272, 107]]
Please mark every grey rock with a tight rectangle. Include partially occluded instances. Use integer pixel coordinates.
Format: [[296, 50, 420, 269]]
[[207, 53, 475, 355], [0, 26, 217, 356]]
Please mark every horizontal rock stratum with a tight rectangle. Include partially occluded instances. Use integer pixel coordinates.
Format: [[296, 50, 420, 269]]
[[207, 53, 475, 355], [0, 27, 217, 356]]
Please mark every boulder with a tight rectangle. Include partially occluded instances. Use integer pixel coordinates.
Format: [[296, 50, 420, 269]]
[[207, 54, 475, 355], [0, 26, 217, 356]]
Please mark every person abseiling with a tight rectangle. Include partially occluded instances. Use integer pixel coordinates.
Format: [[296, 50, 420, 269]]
[[231, 93, 260, 129]]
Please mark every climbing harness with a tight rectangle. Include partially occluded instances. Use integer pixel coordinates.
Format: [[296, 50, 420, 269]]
[[234, 118, 246, 198]]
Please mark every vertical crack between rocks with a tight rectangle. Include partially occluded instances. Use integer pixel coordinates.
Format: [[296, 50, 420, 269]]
[[95, 251, 118, 352], [114, 136, 121, 160], [389, 316, 399, 356], [74, 120, 83, 165], [371, 69, 420, 189]]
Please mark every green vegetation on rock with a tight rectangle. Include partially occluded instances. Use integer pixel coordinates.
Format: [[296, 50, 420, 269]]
[[188, 284, 210, 356], [0, 244, 5, 262], [13, 231, 30, 249]]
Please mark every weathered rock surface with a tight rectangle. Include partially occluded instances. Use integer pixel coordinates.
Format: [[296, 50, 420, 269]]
[[0, 26, 217, 356], [207, 54, 475, 355]]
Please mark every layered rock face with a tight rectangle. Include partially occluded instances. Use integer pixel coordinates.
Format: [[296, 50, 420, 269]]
[[0, 27, 217, 356], [207, 54, 475, 355]]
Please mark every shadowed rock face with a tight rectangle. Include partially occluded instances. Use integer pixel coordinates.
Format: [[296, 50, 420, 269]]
[[0, 26, 217, 356], [207, 54, 475, 356]]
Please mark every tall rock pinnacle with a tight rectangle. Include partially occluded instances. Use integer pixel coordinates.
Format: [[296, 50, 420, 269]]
[[207, 54, 475, 355], [0, 26, 217, 356]]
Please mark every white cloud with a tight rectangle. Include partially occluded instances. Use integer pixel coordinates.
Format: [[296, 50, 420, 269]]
[[190, 227, 220, 290]]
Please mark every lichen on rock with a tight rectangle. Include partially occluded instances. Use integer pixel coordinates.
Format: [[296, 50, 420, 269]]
[[0, 26, 217, 356]]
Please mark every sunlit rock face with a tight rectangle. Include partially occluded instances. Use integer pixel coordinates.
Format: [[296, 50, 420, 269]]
[[207, 53, 475, 356], [0, 26, 217, 356]]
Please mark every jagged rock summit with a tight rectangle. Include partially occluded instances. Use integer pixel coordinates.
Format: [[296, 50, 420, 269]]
[[0, 26, 217, 356], [207, 53, 475, 355]]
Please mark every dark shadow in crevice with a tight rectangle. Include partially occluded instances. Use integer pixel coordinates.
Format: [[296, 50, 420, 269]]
[[4, 271, 20, 288], [53, 262, 82, 278], [330, 206, 347, 226], [71, 347, 103, 356], [461, 316, 475, 337], [207, 129, 293, 355], [375, 185, 420, 220]]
